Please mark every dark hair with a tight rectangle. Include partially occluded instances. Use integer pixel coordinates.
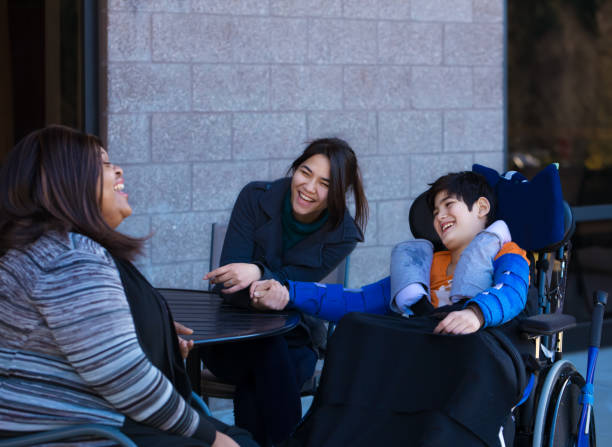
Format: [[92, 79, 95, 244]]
[[289, 138, 368, 233], [0, 125, 144, 259], [425, 171, 496, 226]]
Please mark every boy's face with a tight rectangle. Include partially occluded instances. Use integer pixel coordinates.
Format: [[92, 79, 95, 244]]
[[432, 190, 490, 254]]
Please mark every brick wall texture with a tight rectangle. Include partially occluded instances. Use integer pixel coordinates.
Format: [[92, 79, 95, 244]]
[[106, 0, 505, 289]]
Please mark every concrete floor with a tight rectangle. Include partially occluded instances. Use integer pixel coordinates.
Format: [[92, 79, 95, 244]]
[[209, 347, 612, 444]]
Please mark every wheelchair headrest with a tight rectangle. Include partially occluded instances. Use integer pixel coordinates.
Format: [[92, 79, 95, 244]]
[[409, 164, 573, 252]]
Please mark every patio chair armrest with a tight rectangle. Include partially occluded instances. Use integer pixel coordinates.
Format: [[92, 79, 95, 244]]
[[0, 424, 137, 447]]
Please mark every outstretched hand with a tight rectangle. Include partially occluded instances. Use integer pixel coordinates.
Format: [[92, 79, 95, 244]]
[[204, 263, 262, 294], [433, 307, 484, 335], [174, 321, 194, 359], [249, 279, 290, 311]]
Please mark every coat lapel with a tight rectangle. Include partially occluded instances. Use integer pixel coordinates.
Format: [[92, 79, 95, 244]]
[[253, 178, 289, 270]]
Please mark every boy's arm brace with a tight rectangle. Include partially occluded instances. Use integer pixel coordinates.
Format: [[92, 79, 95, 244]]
[[287, 276, 391, 323], [464, 252, 530, 328], [389, 239, 434, 314]]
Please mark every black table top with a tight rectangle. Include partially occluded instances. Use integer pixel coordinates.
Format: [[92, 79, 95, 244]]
[[158, 288, 300, 345]]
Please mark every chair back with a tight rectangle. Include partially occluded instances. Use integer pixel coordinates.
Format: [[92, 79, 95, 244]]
[[209, 223, 348, 286]]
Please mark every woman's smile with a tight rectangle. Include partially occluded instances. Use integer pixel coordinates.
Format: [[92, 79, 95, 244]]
[[290, 153, 330, 223]]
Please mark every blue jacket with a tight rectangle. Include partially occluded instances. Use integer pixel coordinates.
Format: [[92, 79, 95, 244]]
[[287, 251, 529, 327], [217, 177, 363, 309]]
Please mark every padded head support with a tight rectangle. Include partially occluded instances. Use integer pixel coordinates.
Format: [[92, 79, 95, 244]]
[[472, 164, 567, 251], [409, 164, 571, 252]]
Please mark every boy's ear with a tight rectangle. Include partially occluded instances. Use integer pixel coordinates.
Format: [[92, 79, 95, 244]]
[[476, 197, 491, 218]]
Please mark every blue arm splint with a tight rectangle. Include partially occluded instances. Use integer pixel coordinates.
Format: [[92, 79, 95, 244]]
[[287, 276, 392, 322], [465, 253, 530, 327]]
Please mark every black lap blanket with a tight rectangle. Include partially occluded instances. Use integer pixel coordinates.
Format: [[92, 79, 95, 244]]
[[288, 312, 526, 447]]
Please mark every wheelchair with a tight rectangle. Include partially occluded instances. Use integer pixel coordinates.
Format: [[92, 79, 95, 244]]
[[289, 163, 608, 447], [409, 164, 608, 446]]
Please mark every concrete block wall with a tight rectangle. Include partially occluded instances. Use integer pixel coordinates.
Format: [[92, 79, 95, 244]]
[[106, 0, 505, 289]]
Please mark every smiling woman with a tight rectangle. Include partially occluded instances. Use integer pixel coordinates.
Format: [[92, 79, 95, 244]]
[[202, 137, 368, 446], [0, 125, 257, 447], [99, 149, 132, 229]]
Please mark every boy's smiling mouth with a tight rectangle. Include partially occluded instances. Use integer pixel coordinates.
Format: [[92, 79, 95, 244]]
[[441, 222, 454, 233]]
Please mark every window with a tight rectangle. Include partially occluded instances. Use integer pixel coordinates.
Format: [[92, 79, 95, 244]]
[[0, 0, 99, 162], [508, 1, 612, 335]]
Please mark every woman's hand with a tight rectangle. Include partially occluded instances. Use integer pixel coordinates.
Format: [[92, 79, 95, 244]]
[[249, 280, 290, 311], [433, 307, 484, 335], [212, 431, 240, 447], [204, 263, 262, 294], [174, 321, 194, 359]]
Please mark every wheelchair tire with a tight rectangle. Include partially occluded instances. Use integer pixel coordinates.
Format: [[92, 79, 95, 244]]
[[532, 359, 596, 447]]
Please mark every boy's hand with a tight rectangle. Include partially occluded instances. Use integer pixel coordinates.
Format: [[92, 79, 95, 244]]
[[433, 307, 484, 335], [204, 263, 262, 294], [250, 279, 289, 310]]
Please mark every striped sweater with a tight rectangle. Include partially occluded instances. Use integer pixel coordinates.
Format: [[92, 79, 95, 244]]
[[0, 232, 214, 443]]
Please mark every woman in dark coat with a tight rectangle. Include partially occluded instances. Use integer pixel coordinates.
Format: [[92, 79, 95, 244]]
[[203, 138, 368, 446]]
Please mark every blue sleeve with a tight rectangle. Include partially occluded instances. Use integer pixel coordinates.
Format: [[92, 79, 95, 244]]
[[465, 253, 529, 327], [287, 276, 391, 322]]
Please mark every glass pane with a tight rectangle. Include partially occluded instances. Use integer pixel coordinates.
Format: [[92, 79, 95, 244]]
[[508, 1, 612, 327], [507, 1, 612, 207], [0, 0, 83, 162]]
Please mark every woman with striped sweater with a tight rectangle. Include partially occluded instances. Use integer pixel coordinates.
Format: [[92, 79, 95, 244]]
[[0, 125, 256, 446]]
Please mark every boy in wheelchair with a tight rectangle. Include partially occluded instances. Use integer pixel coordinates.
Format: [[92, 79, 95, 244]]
[[251, 167, 604, 446], [250, 170, 530, 335]]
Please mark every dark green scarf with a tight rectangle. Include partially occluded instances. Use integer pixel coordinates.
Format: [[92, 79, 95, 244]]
[[282, 192, 328, 252]]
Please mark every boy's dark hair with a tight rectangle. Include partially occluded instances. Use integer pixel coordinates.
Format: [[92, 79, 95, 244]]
[[425, 171, 496, 225]]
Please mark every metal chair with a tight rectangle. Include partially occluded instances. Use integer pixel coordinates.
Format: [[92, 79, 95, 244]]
[[0, 391, 210, 446]]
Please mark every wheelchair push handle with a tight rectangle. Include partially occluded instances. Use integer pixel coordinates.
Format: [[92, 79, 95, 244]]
[[590, 290, 608, 349]]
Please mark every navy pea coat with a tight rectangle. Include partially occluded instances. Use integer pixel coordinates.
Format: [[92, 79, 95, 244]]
[[216, 177, 363, 350]]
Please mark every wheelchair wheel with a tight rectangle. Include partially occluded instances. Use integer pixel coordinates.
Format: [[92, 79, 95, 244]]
[[532, 360, 596, 447]]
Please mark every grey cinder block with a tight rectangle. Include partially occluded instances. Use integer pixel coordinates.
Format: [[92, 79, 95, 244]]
[[309, 19, 377, 64], [152, 113, 231, 162], [411, 0, 471, 22], [108, 12, 151, 62], [123, 164, 191, 214], [108, 63, 190, 113], [308, 111, 377, 155], [108, 114, 151, 163], [192, 161, 269, 210], [444, 23, 503, 66], [412, 67, 472, 109], [344, 66, 411, 110], [271, 65, 342, 110], [270, 0, 342, 17], [444, 110, 503, 153], [193, 65, 269, 112], [379, 111, 442, 154], [233, 113, 307, 160], [378, 22, 442, 65]]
